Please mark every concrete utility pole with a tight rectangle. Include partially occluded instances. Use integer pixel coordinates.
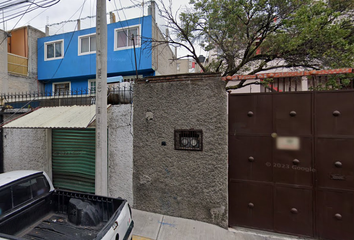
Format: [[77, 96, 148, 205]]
[[95, 0, 108, 195]]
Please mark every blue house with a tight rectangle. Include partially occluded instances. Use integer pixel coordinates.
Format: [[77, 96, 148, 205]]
[[37, 13, 176, 95]]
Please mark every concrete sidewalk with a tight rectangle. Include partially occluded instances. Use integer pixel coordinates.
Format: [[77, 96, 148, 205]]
[[131, 209, 309, 240]]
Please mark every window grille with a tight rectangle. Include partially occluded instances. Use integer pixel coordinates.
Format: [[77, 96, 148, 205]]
[[174, 129, 203, 151]]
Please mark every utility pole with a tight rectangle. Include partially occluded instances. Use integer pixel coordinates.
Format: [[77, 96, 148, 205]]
[[95, 0, 108, 195]]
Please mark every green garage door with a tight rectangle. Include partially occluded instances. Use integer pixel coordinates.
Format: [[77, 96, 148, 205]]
[[52, 129, 95, 193]]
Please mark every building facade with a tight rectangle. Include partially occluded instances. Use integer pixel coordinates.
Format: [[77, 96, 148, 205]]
[[38, 14, 176, 95], [0, 26, 44, 94]]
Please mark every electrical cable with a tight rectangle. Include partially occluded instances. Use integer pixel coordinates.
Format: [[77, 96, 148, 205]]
[[0, 0, 60, 24], [0, 1, 33, 46], [51, 0, 87, 79]]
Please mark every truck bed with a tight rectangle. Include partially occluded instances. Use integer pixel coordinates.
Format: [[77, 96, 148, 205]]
[[18, 212, 106, 240], [0, 190, 126, 240]]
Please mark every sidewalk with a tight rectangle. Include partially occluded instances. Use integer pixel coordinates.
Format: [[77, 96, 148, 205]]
[[132, 209, 309, 240]]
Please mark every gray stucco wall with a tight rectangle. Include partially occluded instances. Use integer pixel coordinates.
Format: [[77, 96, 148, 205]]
[[133, 73, 228, 228], [7, 75, 41, 93], [27, 26, 45, 80], [0, 30, 8, 93], [3, 128, 49, 173], [108, 104, 133, 204], [2, 105, 133, 204]]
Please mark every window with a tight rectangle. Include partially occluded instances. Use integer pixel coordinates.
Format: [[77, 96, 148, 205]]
[[79, 34, 96, 55], [0, 175, 50, 217], [88, 79, 96, 94], [13, 180, 32, 207], [114, 25, 140, 50], [30, 177, 50, 198], [53, 82, 70, 96], [45, 40, 64, 60], [0, 187, 12, 216], [174, 129, 203, 151]]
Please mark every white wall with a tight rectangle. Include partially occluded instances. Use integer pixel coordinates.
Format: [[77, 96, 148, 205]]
[[108, 104, 133, 204], [3, 105, 134, 203], [3, 128, 49, 173]]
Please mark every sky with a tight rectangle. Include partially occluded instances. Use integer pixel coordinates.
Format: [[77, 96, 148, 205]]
[[3, 0, 203, 58]]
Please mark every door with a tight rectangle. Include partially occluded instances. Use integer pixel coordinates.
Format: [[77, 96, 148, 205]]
[[52, 129, 95, 193], [229, 90, 354, 239]]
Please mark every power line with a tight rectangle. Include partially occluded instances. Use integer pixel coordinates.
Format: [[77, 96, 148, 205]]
[[114, 0, 137, 70], [46, 3, 140, 28], [51, 0, 87, 79], [0, 1, 33, 46], [0, 0, 60, 24]]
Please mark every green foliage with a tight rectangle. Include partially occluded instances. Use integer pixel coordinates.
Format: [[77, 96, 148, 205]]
[[309, 73, 354, 90], [175, 0, 354, 77]]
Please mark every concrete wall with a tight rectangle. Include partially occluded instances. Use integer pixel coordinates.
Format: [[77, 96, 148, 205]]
[[0, 27, 45, 94], [151, 18, 177, 76], [176, 59, 190, 74], [133, 73, 228, 228], [0, 30, 8, 93], [27, 26, 45, 80], [7, 75, 41, 93], [3, 105, 134, 203], [3, 128, 49, 173], [108, 104, 133, 204]]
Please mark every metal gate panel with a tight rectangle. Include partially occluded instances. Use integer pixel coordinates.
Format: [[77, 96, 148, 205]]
[[316, 138, 354, 190], [229, 90, 354, 239], [274, 186, 313, 236], [52, 129, 95, 193], [229, 94, 272, 135], [273, 137, 313, 186], [317, 190, 354, 240], [273, 93, 312, 136], [229, 136, 273, 182], [316, 92, 354, 136], [229, 181, 273, 231]]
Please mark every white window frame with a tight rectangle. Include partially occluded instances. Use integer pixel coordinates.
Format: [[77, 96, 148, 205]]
[[52, 82, 71, 96], [114, 24, 141, 51], [78, 33, 96, 56], [88, 79, 96, 94], [44, 39, 64, 61]]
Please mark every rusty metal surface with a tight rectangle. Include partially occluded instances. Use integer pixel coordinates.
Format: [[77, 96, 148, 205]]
[[273, 93, 312, 136], [273, 137, 313, 186], [229, 136, 273, 182], [316, 138, 354, 190], [229, 90, 354, 240], [317, 189, 354, 240], [274, 185, 313, 236], [229, 94, 272, 135], [316, 91, 354, 136], [229, 181, 273, 231]]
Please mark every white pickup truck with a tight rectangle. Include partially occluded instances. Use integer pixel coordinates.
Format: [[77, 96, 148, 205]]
[[0, 170, 133, 240]]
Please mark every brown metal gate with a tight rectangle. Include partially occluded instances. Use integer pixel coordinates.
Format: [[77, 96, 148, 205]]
[[229, 91, 354, 240]]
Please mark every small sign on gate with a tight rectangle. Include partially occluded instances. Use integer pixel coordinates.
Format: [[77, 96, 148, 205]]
[[276, 136, 300, 150]]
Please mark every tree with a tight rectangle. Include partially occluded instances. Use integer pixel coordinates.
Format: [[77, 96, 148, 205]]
[[146, 0, 354, 89]]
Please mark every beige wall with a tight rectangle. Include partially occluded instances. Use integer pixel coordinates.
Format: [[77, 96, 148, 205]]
[[176, 59, 190, 74], [151, 17, 177, 75]]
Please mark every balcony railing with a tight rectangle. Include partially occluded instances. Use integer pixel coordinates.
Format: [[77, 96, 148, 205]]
[[8, 53, 28, 76], [0, 84, 133, 108]]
